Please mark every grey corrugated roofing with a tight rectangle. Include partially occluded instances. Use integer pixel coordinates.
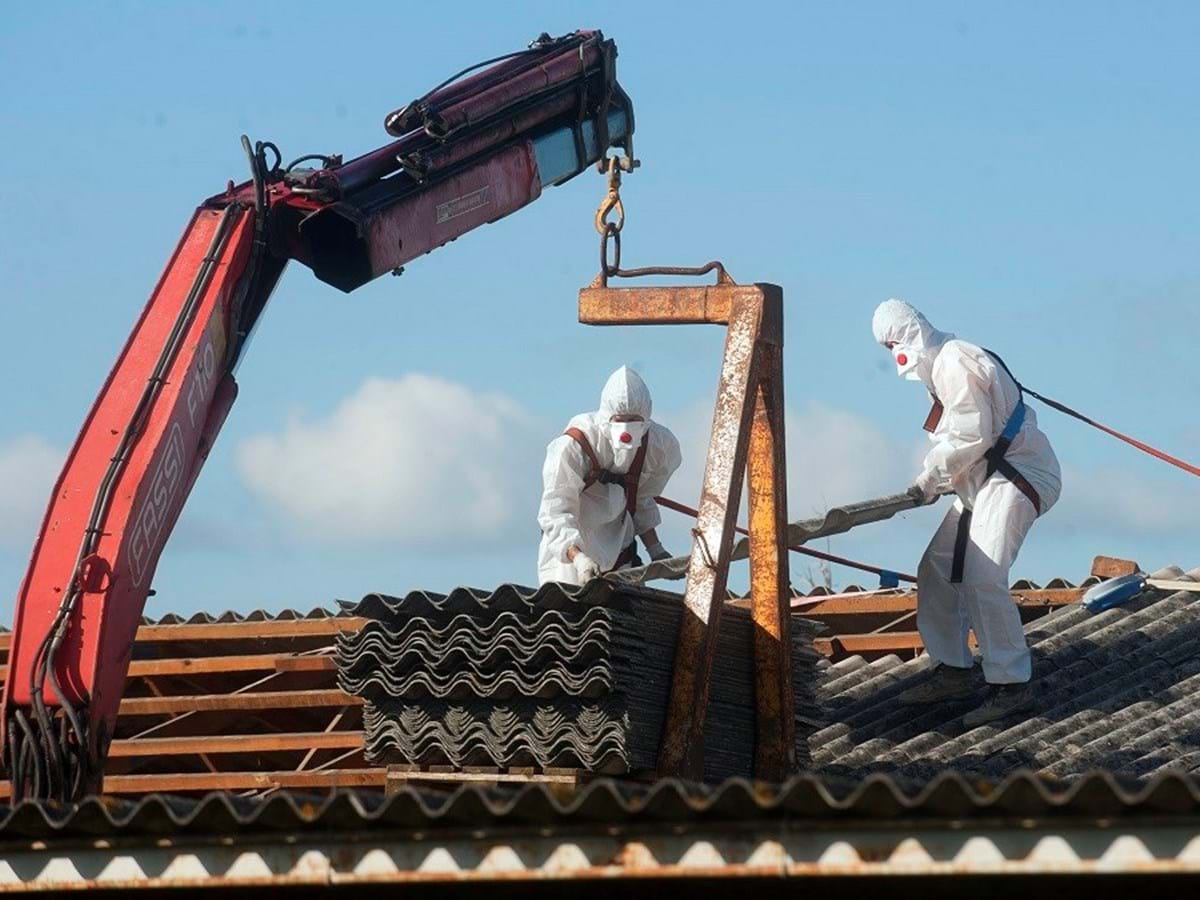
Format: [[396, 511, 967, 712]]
[[339, 581, 822, 780], [614, 490, 924, 584], [1, 770, 1198, 839], [811, 564, 1200, 783], [140, 607, 353, 625]]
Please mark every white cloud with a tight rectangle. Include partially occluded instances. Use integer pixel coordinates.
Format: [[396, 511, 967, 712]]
[[0, 435, 64, 550], [666, 400, 913, 519], [1045, 464, 1200, 536], [236, 375, 543, 546]]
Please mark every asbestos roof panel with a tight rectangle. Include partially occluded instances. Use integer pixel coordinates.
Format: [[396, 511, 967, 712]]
[[139, 607, 355, 625], [1, 769, 1198, 839], [615, 491, 924, 584], [810, 565, 1200, 783], [339, 581, 823, 781]]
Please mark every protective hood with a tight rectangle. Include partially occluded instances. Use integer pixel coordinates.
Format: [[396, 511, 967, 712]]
[[871, 298, 954, 388], [599, 366, 652, 420]]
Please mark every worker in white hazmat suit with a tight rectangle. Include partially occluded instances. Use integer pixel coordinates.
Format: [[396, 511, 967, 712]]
[[872, 299, 1061, 726], [538, 366, 682, 585]]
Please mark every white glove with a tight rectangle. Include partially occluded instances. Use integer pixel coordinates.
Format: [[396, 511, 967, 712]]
[[573, 551, 601, 583], [910, 468, 944, 504]]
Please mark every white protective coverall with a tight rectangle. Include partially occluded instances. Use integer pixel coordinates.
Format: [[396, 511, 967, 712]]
[[537, 367, 682, 585], [872, 299, 1062, 684]]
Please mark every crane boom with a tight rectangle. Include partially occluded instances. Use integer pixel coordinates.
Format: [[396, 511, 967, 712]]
[[2, 29, 634, 801]]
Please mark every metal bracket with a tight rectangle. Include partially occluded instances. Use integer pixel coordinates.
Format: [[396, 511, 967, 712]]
[[579, 275, 795, 781]]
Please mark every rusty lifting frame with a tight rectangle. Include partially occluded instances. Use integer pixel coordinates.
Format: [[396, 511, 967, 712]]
[[579, 264, 795, 782]]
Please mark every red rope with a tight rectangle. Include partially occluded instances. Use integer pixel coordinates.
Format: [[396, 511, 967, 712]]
[[654, 496, 917, 584], [1026, 388, 1200, 478]]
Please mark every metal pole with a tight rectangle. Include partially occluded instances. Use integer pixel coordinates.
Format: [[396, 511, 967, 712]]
[[655, 292, 764, 779], [746, 334, 795, 780]]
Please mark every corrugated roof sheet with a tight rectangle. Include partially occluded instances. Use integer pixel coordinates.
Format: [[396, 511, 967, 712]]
[[338, 581, 823, 780], [615, 491, 924, 584], [812, 565, 1200, 782], [1, 769, 1198, 839], [140, 607, 354, 625]]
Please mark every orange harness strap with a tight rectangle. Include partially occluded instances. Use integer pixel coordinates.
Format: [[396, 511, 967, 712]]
[[563, 427, 647, 515]]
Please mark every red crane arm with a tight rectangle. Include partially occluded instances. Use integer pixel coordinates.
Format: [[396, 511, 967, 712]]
[[2, 29, 634, 801]]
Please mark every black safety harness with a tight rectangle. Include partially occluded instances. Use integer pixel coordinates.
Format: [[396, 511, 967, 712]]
[[922, 351, 1043, 584], [563, 427, 647, 571]]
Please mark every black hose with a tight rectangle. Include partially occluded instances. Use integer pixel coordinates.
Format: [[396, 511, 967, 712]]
[[284, 153, 336, 173], [14, 709, 41, 802], [385, 32, 579, 136], [24, 202, 240, 801], [7, 716, 21, 803]]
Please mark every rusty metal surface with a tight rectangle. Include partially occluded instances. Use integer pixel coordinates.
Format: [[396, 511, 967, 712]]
[[747, 342, 794, 781], [656, 292, 766, 779], [578, 282, 767, 325]]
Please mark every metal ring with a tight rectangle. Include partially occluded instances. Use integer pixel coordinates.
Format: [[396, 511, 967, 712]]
[[601, 222, 622, 276]]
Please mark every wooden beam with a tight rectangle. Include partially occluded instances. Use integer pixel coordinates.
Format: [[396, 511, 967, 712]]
[[0, 654, 335, 688], [0, 617, 363, 654], [118, 689, 359, 717], [1091, 555, 1140, 579], [814, 631, 982, 656], [132, 617, 365, 643], [0, 768, 386, 799], [793, 587, 1083, 617], [107, 730, 363, 758]]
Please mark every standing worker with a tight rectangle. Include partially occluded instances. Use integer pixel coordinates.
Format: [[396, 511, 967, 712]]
[[872, 299, 1062, 726], [538, 366, 682, 585]]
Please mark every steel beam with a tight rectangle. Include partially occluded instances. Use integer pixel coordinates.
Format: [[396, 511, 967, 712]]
[[746, 339, 794, 780], [578, 284, 764, 326], [580, 276, 794, 782], [655, 291, 764, 779]]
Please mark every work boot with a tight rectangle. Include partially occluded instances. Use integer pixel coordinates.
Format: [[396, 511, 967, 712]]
[[962, 682, 1035, 728], [895, 665, 979, 705]]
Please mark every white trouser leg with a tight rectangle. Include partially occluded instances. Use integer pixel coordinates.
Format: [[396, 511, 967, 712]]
[[959, 477, 1039, 683], [917, 500, 975, 669]]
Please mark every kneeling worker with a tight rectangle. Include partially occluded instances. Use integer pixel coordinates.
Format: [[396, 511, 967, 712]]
[[872, 299, 1061, 726], [538, 366, 682, 585]]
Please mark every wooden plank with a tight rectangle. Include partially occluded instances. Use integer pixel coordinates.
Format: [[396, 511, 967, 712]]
[[1091, 555, 1140, 579], [0, 654, 335, 691], [785, 588, 1082, 617], [387, 770, 583, 786], [107, 730, 363, 758], [118, 689, 360, 716], [0, 618, 360, 656], [814, 631, 982, 656], [815, 632, 924, 655], [273, 655, 340, 673], [0, 768, 386, 798], [132, 617, 365, 643]]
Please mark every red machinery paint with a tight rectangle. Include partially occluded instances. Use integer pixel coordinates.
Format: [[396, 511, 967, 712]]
[[2, 29, 634, 800]]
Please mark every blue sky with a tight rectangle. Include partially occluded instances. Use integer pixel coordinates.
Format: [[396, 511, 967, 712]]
[[2, 2, 1198, 621]]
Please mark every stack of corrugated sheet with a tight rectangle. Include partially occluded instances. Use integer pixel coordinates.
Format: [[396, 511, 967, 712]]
[[337, 582, 822, 782]]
